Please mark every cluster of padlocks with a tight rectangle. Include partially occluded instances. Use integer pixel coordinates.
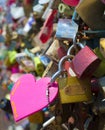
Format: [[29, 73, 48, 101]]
[[1, 0, 105, 130]]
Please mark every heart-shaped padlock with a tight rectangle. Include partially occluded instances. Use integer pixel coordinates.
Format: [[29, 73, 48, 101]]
[[10, 74, 58, 122], [67, 43, 101, 78]]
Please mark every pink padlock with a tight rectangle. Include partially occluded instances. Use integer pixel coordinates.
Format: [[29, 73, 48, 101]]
[[101, 0, 105, 4], [67, 43, 101, 78]]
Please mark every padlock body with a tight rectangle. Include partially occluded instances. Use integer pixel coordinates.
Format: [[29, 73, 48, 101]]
[[58, 77, 92, 103], [71, 46, 101, 78]]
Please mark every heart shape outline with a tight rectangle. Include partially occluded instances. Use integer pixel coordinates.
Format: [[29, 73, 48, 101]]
[[10, 74, 58, 122]]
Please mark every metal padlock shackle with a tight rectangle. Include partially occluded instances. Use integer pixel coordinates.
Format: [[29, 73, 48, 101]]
[[51, 55, 74, 83], [67, 43, 84, 56], [58, 3, 70, 14]]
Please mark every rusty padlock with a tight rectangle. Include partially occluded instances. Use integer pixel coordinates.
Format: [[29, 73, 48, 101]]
[[67, 43, 101, 78]]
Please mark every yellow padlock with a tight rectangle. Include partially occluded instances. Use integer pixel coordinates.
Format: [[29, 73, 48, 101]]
[[100, 38, 105, 58], [8, 50, 17, 64], [58, 76, 92, 103], [33, 56, 45, 77], [28, 111, 43, 124], [51, 55, 92, 104]]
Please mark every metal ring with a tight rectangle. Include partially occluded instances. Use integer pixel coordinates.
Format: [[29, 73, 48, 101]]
[[58, 3, 65, 13], [58, 55, 74, 71], [51, 70, 61, 83], [67, 43, 84, 55], [51, 55, 74, 83]]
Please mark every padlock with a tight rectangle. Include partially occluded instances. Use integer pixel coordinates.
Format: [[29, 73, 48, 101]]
[[58, 3, 72, 17], [23, 16, 36, 33], [101, 0, 105, 4], [60, 103, 85, 130], [40, 55, 51, 66], [55, 19, 78, 40], [99, 38, 105, 58], [67, 43, 101, 78], [98, 76, 105, 98], [33, 56, 45, 76], [28, 111, 44, 124], [23, 0, 33, 17], [45, 39, 67, 61], [10, 63, 19, 74], [41, 0, 54, 20], [8, 50, 17, 64], [62, 0, 80, 7], [0, 98, 12, 114], [42, 61, 58, 78], [51, 55, 92, 104], [76, 0, 105, 30], [93, 47, 105, 77], [92, 92, 105, 115], [21, 58, 35, 72], [64, 60, 76, 77], [39, 9, 57, 43]]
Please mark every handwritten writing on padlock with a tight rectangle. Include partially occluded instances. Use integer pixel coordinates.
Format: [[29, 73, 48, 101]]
[[67, 43, 101, 78]]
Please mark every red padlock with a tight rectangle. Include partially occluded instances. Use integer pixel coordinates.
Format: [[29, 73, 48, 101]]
[[67, 43, 101, 78]]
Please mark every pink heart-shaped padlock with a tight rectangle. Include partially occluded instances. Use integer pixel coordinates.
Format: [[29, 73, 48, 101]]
[[10, 74, 58, 122]]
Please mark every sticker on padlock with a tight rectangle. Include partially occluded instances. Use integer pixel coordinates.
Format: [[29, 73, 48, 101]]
[[67, 43, 101, 78], [51, 55, 92, 104]]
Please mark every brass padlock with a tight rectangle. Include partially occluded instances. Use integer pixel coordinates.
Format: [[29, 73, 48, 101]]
[[51, 55, 92, 104]]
